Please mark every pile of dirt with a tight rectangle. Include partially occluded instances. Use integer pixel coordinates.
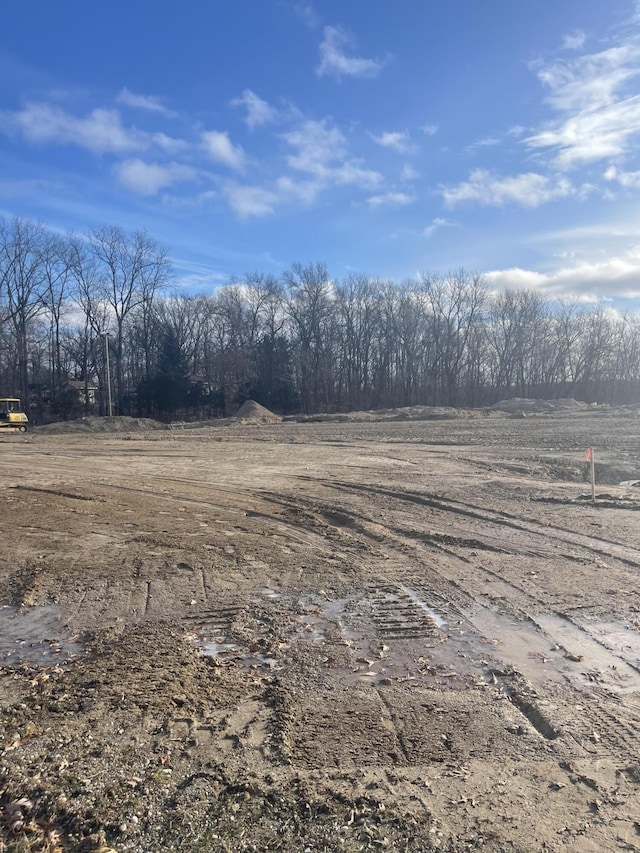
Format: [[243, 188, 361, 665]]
[[490, 397, 590, 414], [234, 399, 282, 423], [293, 405, 472, 423], [36, 416, 170, 434]]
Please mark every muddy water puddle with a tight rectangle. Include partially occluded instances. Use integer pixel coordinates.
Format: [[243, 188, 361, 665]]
[[294, 587, 481, 687], [464, 606, 640, 695], [0, 605, 83, 667], [533, 613, 640, 694], [185, 584, 640, 695], [202, 642, 278, 669]]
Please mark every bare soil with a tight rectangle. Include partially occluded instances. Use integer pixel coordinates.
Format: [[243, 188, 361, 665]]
[[1, 410, 640, 852]]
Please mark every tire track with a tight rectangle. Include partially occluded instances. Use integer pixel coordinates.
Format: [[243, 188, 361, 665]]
[[317, 479, 640, 569], [255, 486, 640, 760]]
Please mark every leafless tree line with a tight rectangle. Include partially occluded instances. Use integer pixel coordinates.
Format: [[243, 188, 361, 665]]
[[1, 217, 639, 421]]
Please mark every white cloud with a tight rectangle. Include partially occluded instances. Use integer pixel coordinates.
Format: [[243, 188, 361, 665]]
[[151, 132, 190, 154], [0, 100, 194, 161], [562, 30, 586, 51], [333, 161, 383, 187], [294, 2, 320, 29], [366, 191, 414, 208], [114, 159, 196, 195], [224, 119, 383, 219], [525, 41, 640, 169], [466, 136, 501, 151], [225, 184, 277, 218], [537, 219, 640, 242], [604, 164, 640, 188], [231, 89, 279, 129], [420, 123, 438, 136], [535, 44, 640, 112], [401, 164, 419, 181], [225, 174, 321, 220], [423, 217, 457, 239], [116, 87, 177, 118], [440, 169, 574, 208], [201, 130, 245, 171], [283, 119, 382, 188], [274, 175, 319, 205], [484, 248, 640, 299], [526, 95, 640, 168], [372, 130, 416, 154], [2, 101, 147, 154], [317, 26, 384, 79], [171, 258, 228, 290]]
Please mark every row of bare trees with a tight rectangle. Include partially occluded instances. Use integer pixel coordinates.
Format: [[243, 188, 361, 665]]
[[1, 217, 639, 421]]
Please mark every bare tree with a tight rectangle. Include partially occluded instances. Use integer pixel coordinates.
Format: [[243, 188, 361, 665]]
[[88, 226, 170, 412], [0, 218, 47, 406], [284, 262, 336, 412]]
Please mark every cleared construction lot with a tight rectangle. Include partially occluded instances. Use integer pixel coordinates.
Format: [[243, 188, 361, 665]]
[[1, 409, 640, 851]]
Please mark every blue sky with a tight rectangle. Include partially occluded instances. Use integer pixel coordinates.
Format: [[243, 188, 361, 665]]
[[1, 0, 640, 301]]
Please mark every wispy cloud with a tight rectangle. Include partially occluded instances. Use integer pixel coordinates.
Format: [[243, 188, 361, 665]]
[[225, 184, 278, 218], [283, 119, 382, 187], [225, 119, 383, 219], [465, 136, 501, 152], [151, 132, 190, 155], [525, 41, 640, 168], [562, 30, 586, 51], [114, 159, 197, 195], [225, 175, 319, 219], [316, 26, 384, 79], [0, 101, 147, 154], [441, 169, 574, 208], [423, 217, 457, 238], [604, 164, 640, 188], [366, 191, 414, 208], [372, 130, 416, 154], [116, 87, 178, 118], [420, 123, 438, 136], [536, 219, 640, 242], [293, 2, 320, 29], [231, 89, 279, 129], [401, 164, 419, 181], [200, 130, 245, 171], [484, 248, 640, 299]]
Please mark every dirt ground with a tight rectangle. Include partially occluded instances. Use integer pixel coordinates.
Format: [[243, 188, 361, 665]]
[[1, 409, 640, 852]]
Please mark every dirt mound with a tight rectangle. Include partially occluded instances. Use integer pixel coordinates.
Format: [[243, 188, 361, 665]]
[[36, 416, 170, 434], [234, 399, 282, 423], [293, 405, 472, 423], [491, 397, 589, 414]]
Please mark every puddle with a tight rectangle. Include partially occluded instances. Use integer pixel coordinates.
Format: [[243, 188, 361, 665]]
[[463, 605, 567, 686], [294, 595, 355, 644], [192, 636, 280, 670], [296, 616, 328, 643], [0, 605, 83, 667], [584, 619, 640, 665], [260, 587, 283, 600], [203, 641, 241, 656], [533, 613, 640, 695], [401, 586, 447, 628], [463, 606, 640, 696]]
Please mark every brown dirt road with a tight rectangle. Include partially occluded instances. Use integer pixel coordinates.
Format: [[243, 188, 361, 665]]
[[1, 411, 640, 851]]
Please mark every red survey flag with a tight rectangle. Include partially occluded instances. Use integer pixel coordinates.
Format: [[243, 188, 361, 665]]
[[585, 447, 593, 461]]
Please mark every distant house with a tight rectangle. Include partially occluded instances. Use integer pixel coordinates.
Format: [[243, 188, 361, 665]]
[[64, 379, 98, 407], [188, 374, 213, 394]]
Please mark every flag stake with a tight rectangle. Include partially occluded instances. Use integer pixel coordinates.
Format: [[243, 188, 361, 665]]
[[586, 447, 596, 503]]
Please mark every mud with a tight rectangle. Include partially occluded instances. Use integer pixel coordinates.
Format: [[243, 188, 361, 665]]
[[0, 410, 640, 851]]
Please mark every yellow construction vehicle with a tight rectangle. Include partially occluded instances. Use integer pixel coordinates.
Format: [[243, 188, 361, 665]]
[[0, 398, 29, 432]]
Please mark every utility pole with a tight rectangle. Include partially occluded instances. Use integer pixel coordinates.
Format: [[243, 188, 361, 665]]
[[101, 332, 113, 417]]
